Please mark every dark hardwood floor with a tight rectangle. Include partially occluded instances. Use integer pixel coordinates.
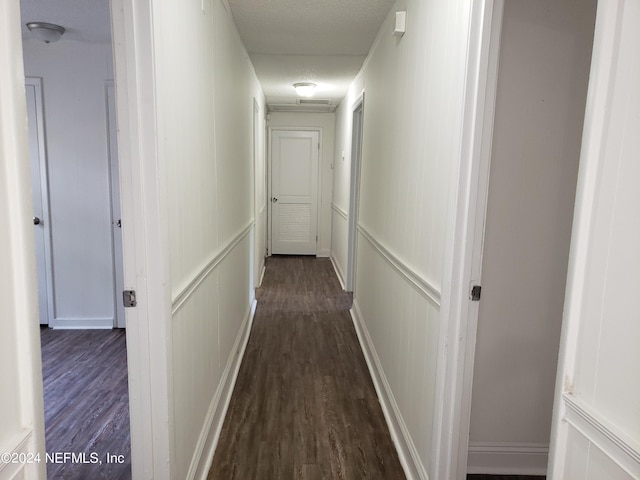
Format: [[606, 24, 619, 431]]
[[40, 327, 131, 479], [208, 255, 406, 479]]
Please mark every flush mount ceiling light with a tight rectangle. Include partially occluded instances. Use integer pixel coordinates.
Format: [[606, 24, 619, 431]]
[[26, 22, 65, 44], [293, 82, 317, 97]]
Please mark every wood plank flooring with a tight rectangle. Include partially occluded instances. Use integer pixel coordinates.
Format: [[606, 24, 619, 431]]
[[40, 327, 131, 479], [208, 255, 406, 480]]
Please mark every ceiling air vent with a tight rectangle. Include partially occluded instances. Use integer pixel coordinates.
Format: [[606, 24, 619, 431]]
[[297, 98, 332, 105]]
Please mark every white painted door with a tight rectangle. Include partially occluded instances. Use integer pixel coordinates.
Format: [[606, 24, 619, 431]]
[[548, 1, 640, 479], [106, 81, 126, 328], [26, 78, 53, 325], [270, 129, 319, 255]]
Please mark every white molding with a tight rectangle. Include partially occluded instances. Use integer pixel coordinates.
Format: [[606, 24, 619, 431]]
[[189, 299, 257, 480], [548, 3, 635, 478], [350, 300, 428, 480], [467, 442, 548, 475], [563, 394, 640, 476], [171, 221, 254, 314], [110, 0, 172, 477], [357, 224, 441, 307], [331, 203, 348, 220], [1, 3, 47, 476], [330, 254, 346, 290], [24, 77, 56, 326], [257, 264, 266, 288], [434, 1, 505, 478], [317, 248, 331, 258], [50, 318, 114, 329], [0, 429, 33, 478]]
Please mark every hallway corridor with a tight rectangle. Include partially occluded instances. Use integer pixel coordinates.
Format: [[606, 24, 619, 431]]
[[208, 256, 405, 479]]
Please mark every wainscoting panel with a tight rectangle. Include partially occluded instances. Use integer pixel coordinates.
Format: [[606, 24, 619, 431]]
[[351, 226, 442, 479], [171, 230, 255, 479]]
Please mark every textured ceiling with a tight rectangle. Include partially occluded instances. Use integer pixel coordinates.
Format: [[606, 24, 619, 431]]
[[227, 0, 396, 55], [227, 0, 396, 109], [18, 0, 396, 109]]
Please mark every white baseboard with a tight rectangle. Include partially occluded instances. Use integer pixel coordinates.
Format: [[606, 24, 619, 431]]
[[467, 442, 549, 475], [257, 263, 266, 287], [350, 299, 428, 480], [188, 299, 257, 480], [317, 247, 331, 258], [50, 317, 114, 329], [330, 254, 346, 290]]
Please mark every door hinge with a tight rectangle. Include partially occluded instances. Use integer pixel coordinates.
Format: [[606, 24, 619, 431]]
[[123, 290, 137, 307], [470, 285, 482, 302]]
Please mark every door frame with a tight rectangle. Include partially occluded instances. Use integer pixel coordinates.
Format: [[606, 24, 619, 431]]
[[105, 80, 126, 328], [548, 1, 637, 476], [110, 0, 172, 477], [433, 1, 505, 478], [25, 76, 55, 326], [267, 126, 322, 256], [345, 93, 365, 292]]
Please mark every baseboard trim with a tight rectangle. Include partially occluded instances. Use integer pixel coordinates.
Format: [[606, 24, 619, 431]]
[[188, 299, 257, 480], [330, 254, 346, 290], [350, 299, 428, 480], [50, 317, 114, 329], [317, 248, 331, 258], [466, 442, 549, 475], [257, 263, 266, 288]]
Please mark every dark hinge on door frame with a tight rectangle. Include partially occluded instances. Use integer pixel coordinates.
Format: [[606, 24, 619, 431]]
[[123, 290, 137, 307]]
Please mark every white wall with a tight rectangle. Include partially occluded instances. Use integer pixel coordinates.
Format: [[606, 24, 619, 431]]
[[467, 0, 596, 474], [151, 0, 265, 477], [266, 112, 335, 257], [331, 73, 364, 286], [0, 2, 46, 475], [333, 0, 474, 477], [549, 1, 640, 478], [22, 39, 117, 328]]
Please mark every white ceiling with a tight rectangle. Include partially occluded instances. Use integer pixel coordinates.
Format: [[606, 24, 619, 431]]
[[19, 0, 396, 110], [227, 0, 396, 109]]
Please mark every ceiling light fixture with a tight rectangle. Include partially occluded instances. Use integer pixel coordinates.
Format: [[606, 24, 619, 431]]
[[26, 22, 65, 44], [293, 82, 317, 97]]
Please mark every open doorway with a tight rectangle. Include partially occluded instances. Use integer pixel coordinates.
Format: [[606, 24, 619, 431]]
[[345, 95, 364, 292], [21, 0, 131, 477], [465, 0, 597, 476]]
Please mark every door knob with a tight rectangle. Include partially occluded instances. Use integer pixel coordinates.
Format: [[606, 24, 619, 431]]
[[33, 217, 41, 225], [272, 197, 278, 203]]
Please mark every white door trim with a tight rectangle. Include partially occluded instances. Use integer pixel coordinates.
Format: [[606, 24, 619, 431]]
[[110, 0, 173, 478], [548, 1, 640, 477], [25, 77, 55, 327], [345, 92, 365, 292], [0, 3, 47, 475], [267, 126, 322, 256], [105, 80, 126, 329], [433, 1, 505, 479]]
